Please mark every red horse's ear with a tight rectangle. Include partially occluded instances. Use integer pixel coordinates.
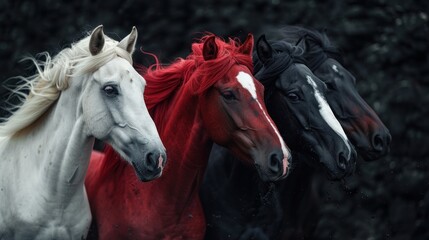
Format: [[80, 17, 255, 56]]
[[203, 36, 218, 61], [239, 33, 254, 55]]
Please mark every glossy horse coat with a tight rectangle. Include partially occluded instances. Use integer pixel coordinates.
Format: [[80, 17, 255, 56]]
[[202, 35, 356, 240], [0, 26, 165, 239], [85, 34, 291, 239]]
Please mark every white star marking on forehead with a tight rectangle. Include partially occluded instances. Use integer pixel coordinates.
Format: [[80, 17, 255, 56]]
[[332, 64, 339, 73]]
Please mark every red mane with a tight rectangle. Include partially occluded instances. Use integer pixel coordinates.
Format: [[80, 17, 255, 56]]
[[142, 34, 254, 111], [95, 33, 254, 178]]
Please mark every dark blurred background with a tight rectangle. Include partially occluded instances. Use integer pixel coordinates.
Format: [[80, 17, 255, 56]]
[[1, 0, 428, 239]]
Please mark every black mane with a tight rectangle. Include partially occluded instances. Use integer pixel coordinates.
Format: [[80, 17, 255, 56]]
[[253, 40, 306, 89], [278, 26, 343, 70]]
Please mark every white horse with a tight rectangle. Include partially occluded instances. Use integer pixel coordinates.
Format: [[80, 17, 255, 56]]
[[0, 25, 166, 239]]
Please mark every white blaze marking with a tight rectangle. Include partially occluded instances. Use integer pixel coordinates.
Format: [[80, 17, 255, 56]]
[[332, 64, 339, 73], [306, 75, 351, 156], [236, 71, 290, 175]]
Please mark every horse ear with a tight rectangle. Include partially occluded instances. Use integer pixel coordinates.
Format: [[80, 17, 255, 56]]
[[239, 33, 254, 55], [89, 25, 105, 56], [256, 35, 273, 64], [203, 36, 218, 61], [118, 26, 138, 54], [295, 35, 308, 52]]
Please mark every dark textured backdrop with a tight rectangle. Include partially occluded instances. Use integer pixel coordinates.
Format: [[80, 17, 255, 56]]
[[1, 0, 428, 239]]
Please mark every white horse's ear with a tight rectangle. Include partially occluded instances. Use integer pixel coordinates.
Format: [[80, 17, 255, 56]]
[[118, 26, 138, 55], [89, 25, 105, 56]]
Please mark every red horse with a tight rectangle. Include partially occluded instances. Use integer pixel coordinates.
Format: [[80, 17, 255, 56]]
[[85, 34, 291, 239]]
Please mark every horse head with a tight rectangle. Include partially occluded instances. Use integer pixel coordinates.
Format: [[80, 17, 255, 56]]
[[82, 26, 166, 181], [254, 35, 356, 179], [196, 35, 291, 182], [289, 27, 392, 160], [313, 58, 391, 160]]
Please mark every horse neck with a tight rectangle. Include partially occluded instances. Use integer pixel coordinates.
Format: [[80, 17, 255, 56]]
[[150, 83, 213, 199], [207, 144, 270, 200], [14, 78, 94, 200], [278, 156, 316, 204]]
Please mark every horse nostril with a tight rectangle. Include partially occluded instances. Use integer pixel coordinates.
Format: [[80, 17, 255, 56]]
[[337, 152, 347, 170], [268, 152, 282, 175], [145, 153, 158, 171], [372, 133, 384, 152]]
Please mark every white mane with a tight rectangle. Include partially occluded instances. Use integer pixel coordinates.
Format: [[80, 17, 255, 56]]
[[0, 32, 133, 137]]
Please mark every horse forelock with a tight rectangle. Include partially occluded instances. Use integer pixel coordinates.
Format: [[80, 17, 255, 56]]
[[188, 35, 254, 94], [254, 40, 306, 90], [302, 31, 343, 72]]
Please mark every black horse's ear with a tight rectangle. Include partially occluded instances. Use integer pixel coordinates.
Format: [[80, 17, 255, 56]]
[[299, 39, 311, 54], [203, 36, 218, 61], [256, 35, 272, 64], [295, 34, 310, 52]]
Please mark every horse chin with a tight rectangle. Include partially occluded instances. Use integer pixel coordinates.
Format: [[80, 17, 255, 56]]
[[311, 155, 347, 181], [131, 161, 163, 182], [325, 170, 346, 181], [300, 147, 353, 180], [136, 172, 162, 182], [323, 162, 354, 181], [359, 147, 390, 161], [254, 164, 288, 183]]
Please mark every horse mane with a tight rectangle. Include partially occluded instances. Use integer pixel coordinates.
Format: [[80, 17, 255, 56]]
[[253, 39, 306, 89], [141, 34, 254, 111], [0, 32, 133, 137], [100, 34, 255, 175], [278, 26, 343, 70], [140, 33, 253, 109]]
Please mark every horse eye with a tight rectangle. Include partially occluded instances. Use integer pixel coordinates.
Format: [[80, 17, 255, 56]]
[[325, 81, 337, 90], [103, 85, 119, 97], [286, 92, 300, 101], [221, 91, 237, 101]]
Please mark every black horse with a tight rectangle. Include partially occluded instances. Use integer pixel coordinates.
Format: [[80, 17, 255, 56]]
[[276, 26, 392, 239], [201, 34, 358, 240], [279, 26, 391, 160]]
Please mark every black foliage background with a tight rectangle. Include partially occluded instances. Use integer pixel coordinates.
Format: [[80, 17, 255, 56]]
[[1, 0, 428, 239]]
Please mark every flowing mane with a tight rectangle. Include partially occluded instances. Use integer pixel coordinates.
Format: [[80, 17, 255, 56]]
[[99, 34, 255, 177], [87, 32, 294, 239], [253, 39, 306, 90], [141, 34, 254, 112], [0, 32, 133, 137], [278, 26, 343, 70]]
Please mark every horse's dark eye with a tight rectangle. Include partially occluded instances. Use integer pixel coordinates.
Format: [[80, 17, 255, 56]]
[[103, 85, 119, 97], [221, 91, 236, 101], [325, 81, 337, 90], [286, 92, 300, 102]]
